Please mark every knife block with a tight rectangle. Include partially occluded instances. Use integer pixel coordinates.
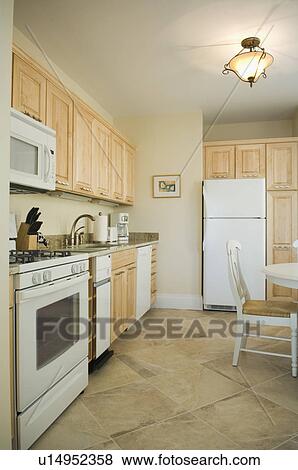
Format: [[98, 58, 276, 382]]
[[16, 223, 38, 250]]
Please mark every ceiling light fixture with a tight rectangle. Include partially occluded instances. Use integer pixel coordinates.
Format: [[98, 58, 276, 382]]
[[222, 37, 274, 87]]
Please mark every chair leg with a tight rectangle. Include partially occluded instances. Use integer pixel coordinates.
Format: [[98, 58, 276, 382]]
[[233, 320, 244, 367], [290, 314, 298, 378]]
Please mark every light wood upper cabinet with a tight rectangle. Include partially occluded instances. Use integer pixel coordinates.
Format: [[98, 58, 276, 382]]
[[267, 191, 297, 301], [205, 145, 235, 179], [73, 103, 94, 195], [124, 144, 135, 204], [12, 55, 46, 123], [266, 142, 298, 190], [111, 133, 125, 201], [46, 82, 73, 190], [92, 119, 111, 198], [236, 144, 265, 178]]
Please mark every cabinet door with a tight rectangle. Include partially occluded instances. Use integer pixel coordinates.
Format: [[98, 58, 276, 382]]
[[205, 146, 235, 179], [92, 119, 111, 198], [73, 103, 94, 195], [267, 142, 298, 190], [267, 191, 297, 301], [111, 268, 127, 342], [12, 54, 46, 123], [124, 144, 135, 204], [126, 264, 136, 327], [111, 133, 125, 201], [46, 82, 73, 190], [236, 144, 265, 178]]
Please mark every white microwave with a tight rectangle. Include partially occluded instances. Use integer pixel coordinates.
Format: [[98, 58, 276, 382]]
[[10, 108, 56, 192]]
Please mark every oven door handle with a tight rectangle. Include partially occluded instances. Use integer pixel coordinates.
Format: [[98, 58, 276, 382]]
[[16, 272, 88, 303]]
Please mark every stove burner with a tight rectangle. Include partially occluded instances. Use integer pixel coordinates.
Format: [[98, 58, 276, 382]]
[[9, 249, 72, 265]]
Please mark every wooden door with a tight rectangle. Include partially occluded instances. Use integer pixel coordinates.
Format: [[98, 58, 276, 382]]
[[12, 54, 46, 123], [126, 264, 136, 328], [73, 103, 94, 195], [236, 144, 265, 178], [124, 144, 135, 204], [267, 191, 297, 301], [92, 119, 111, 198], [111, 133, 125, 201], [204, 145, 235, 179], [111, 267, 127, 342], [46, 81, 73, 190], [267, 142, 298, 190]]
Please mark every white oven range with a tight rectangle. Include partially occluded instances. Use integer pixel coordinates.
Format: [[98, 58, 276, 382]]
[[11, 250, 89, 449]]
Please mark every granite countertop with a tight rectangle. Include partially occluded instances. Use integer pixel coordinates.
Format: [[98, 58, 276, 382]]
[[9, 240, 159, 274], [65, 240, 159, 258]]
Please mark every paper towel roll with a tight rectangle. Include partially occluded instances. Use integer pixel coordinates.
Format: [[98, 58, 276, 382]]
[[94, 214, 108, 242]]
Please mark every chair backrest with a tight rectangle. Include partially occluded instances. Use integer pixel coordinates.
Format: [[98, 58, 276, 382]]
[[226, 240, 250, 315]]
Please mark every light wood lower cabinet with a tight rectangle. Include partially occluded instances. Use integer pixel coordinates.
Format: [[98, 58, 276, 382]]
[[151, 245, 157, 305], [267, 191, 297, 301], [111, 249, 136, 343], [12, 54, 46, 123], [46, 81, 73, 190]]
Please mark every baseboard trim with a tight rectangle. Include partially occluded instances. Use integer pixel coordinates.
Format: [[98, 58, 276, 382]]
[[153, 294, 202, 310]]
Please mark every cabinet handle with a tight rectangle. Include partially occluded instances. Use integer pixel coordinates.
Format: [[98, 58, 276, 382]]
[[56, 179, 69, 186], [80, 186, 92, 192]]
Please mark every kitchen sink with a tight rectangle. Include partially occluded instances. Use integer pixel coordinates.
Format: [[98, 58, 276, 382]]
[[67, 243, 119, 253]]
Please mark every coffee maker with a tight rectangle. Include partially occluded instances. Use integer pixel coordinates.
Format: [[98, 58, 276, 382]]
[[110, 213, 129, 244]]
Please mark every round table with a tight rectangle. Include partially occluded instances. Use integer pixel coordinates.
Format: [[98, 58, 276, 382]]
[[263, 263, 298, 289]]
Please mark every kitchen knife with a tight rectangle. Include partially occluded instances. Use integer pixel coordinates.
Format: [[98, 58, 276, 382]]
[[25, 207, 37, 224], [27, 221, 43, 235]]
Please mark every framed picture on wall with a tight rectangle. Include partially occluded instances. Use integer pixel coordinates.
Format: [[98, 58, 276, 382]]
[[152, 174, 181, 198]]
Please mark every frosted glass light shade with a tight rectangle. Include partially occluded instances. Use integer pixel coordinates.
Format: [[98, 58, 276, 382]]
[[228, 50, 273, 83]]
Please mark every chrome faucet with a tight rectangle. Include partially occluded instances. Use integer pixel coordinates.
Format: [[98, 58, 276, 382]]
[[69, 214, 95, 246]]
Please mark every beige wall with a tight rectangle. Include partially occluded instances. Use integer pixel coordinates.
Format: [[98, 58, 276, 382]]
[[10, 193, 114, 236], [204, 119, 293, 141], [0, 0, 13, 449], [11, 27, 116, 236], [115, 113, 203, 309]]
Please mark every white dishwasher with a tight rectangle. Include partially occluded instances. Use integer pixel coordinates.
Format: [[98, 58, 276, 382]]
[[94, 254, 111, 360], [136, 245, 152, 320]]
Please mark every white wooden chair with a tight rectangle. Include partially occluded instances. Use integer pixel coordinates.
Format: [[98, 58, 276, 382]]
[[226, 240, 298, 377]]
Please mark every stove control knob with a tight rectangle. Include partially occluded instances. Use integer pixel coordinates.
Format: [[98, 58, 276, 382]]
[[71, 264, 79, 274], [32, 273, 41, 285], [79, 263, 85, 273], [43, 270, 52, 282]]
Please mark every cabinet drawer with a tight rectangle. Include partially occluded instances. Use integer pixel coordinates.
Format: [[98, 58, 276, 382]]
[[112, 249, 136, 270], [9, 276, 14, 308], [151, 260, 157, 275], [151, 273, 157, 293]]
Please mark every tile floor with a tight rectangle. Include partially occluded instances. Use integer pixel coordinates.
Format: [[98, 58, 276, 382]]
[[32, 309, 298, 450]]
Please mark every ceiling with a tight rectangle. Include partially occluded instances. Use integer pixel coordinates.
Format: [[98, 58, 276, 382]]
[[14, 0, 298, 124]]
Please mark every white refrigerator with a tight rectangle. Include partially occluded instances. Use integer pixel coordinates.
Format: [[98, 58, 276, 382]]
[[203, 179, 266, 310]]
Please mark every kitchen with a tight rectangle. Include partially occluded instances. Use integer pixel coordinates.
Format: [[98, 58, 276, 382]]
[[1, 0, 298, 459]]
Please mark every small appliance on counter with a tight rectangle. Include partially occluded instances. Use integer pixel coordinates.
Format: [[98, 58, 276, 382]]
[[106, 226, 118, 244], [111, 212, 129, 244]]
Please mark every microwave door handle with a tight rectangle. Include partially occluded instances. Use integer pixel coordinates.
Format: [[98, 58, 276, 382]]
[[44, 144, 51, 182], [17, 272, 88, 303]]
